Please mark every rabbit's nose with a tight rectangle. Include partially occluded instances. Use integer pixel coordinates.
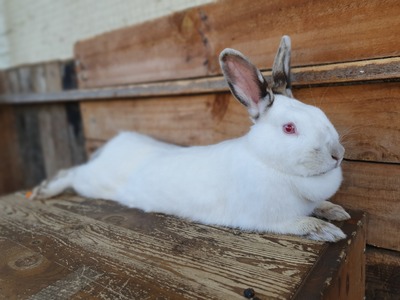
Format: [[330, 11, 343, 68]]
[[331, 144, 345, 165]]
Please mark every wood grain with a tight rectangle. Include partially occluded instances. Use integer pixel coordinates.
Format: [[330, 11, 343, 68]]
[[0, 106, 23, 195], [297, 83, 400, 163], [366, 246, 400, 300], [333, 161, 400, 252], [80, 82, 400, 163], [75, 0, 400, 88], [0, 193, 365, 299], [80, 93, 250, 148], [0, 61, 86, 193], [2, 57, 399, 105], [294, 213, 366, 299]]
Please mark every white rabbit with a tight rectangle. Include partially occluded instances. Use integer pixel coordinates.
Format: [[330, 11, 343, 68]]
[[30, 36, 350, 242]]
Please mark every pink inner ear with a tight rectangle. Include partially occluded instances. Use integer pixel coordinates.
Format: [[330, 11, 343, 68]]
[[225, 56, 262, 104]]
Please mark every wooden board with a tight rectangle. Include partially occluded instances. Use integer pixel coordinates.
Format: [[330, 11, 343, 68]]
[[80, 82, 400, 164], [75, 0, 400, 88], [80, 94, 249, 148], [0, 61, 86, 195], [3, 57, 399, 105], [0, 193, 365, 299], [366, 246, 400, 300], [0, 106, 23, 194], [332, 161, 400, 251]]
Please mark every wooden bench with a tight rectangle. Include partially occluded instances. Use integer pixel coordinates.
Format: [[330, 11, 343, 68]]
[[0, 0, 399, 298], [0, 192, 365, 299]]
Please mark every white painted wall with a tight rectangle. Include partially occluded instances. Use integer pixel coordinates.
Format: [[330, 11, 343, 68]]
[[0, 0, 214, 69], [0, 0, 10, 68]]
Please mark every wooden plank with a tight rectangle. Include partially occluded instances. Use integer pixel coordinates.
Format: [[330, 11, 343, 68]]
[[333, 161, 400, 251], [0, 193, 365, 299], [61, 60, 88, 166], [30, 62, 72, 178], [4, 69, 20, 94], [294, 211, 366, 299], [74, 0, 400, 88], [0, 70, 6, 94], [292, 57, 400, 86], [366, 246, 400, 300], [65, 102, 87, 166], [1, 57, 399, 105], [0, 106, 24, 195], [0, 61, 86, 192], [13, 105, 47, 188], [323, 218, 366, 300], [37, 105, 73, 178], [80, 82, 400, 163], [80, 93, 250, 148], [44, 62, 63, 92], [298, 83, 400, 163]]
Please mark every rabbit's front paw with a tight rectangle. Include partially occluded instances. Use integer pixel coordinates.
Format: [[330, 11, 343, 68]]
[[313, 201, 351, 221], [29, 180, 50, 200], [306, 219, 346, 242], [291, 217, 346, 242]]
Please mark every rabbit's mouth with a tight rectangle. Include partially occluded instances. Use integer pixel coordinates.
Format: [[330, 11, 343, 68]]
[[311, 164, 340, 177]]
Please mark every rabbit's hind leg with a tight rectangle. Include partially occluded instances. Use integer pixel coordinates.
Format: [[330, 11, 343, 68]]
[[29, 168, 76, 200]]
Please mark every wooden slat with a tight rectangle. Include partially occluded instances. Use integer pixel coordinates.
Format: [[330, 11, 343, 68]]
[[80, 94, 249, 148], [292, 57, 400, 86], [0, 193, 365, 299], [333, 161, 400, 251], [0, 61, 86, 193], [80, 82, 400, 163], [295, 211, 366, 299], [1, 57, 399, 105], [74, 0, 400, 88], [33, 62, 75, 178], [0, 106, 23, 195], [366, 246, 400, 299], [298, 83, 400, 163], [0, 70, 6, 94], [13, 105, 47, 188]]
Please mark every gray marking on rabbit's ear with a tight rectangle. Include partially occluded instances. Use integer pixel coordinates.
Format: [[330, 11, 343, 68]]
[[272, 35, 293, 98], [219, 48, 273, 120]]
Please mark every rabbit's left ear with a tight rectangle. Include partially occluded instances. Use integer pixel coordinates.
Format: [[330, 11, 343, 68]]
[[272, 35, 293, 98], [220, 48, 274, 120]]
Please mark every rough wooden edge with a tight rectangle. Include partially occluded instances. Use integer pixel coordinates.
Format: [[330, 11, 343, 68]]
[[0, 57, 399, 105], [294, 210, 366, 299]]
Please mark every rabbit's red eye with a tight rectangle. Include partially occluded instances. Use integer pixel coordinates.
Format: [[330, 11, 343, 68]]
[[283, 123, 296, 134]]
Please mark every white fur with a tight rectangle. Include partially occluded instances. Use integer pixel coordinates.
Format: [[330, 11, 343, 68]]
[[31, 44, 350, 242]]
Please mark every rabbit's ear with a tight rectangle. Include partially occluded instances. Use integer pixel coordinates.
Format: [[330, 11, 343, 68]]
[[220, 48, 274, 119], [272, 35, 293, 98]]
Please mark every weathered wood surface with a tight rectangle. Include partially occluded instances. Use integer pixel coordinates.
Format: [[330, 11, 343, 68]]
[[366, 246, 400, 300], [0, 106, 23, 194], [80, 82, 400, 164], [332, 161, 400, 251], [0, 193, 365, 299], [0, 61, 86, 195], [74, 0, 400, 88], [1, 56, 400, 105]]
